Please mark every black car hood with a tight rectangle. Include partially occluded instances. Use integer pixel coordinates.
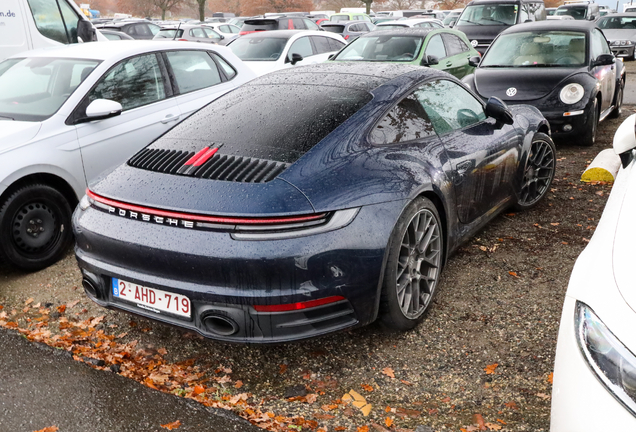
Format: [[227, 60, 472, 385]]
[[473, 67, 587, 101], [454, 24, 509, 42]]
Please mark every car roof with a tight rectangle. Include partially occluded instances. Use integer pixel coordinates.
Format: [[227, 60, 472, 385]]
[[239, 30, 334, 38], [468, 0, 528, 4], [250, 62, 444, 93], [500, 20, 597, 34], [599, 13, 636, 17], [159, 24, 207, 29], [358, 28, 439, 37], [8, 40, 232, 61]]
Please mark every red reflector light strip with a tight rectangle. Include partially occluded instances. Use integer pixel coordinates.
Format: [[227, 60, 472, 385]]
[[253, 295, 346, 312], [86, 190, 327, 225]]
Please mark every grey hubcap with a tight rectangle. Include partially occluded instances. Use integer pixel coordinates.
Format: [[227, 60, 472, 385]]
[[396, 209, 441, 319]]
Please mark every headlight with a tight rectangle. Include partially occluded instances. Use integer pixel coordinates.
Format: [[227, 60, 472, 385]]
[[576, 301, 636, 415], [560, 83, 584, 104], [611, 40, 634, 46]]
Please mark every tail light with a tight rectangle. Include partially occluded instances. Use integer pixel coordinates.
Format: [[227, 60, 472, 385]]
[[177, 38, 188, 41], [253, 296, 346, 312], [344, 34, 349, 40]]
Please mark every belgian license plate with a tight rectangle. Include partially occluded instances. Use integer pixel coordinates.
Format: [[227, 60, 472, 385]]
[[112, 278, 191, 319]]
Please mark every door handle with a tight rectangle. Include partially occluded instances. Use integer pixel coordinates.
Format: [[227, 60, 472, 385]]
[[161, 114, 180, 124], [446, 62, 452, 67]]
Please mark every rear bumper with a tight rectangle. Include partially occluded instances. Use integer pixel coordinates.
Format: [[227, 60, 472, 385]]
[[73, 200, 405, 343]]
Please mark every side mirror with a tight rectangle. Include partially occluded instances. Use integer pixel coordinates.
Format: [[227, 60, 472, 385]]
[[613, 113, 636, 168], [289, 53, 304, 65], [485, 96, 514, 126], [84, 99, 123, 121], [219, 34, 225, 39], [588, 15, 596, 20], [593, 53, 615, 67], [468, 55, 481, 67], [421, 55, 439, 66], [328, 54, 335, 60], [77, 20, 97, 43]]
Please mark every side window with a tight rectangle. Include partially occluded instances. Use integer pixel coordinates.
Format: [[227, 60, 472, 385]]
[[148, 24, 161, 35], [304, 19, 319, 30], [203, 28, 221, 39], [165, 51, 222, 93], [279, 19, 290, 30], [211, 53, 236, 79], [442, 33, 468, 55], [591, 29, 611, 57], [219, 25, 230, 33], [125, 25, 137, 36], [328, 38, 345, 51], [425, 34, 447, 59], [191, 28, 206, 38], [311, 36, 333, 54], [87, 54, 167, 111], [57, 0, 80, 43], [27, 0, 75, 44], [292, 18, 306, 29], [349, 24, 360, 32], [415, 80, 486, 135], [229, 25, 240, 33], [289, 37, 314, 58], [370, 93, 436, 144], [135, 24, 152, 37]]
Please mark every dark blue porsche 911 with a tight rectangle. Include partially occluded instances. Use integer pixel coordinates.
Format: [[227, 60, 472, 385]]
[[73, 63, 555, 343]]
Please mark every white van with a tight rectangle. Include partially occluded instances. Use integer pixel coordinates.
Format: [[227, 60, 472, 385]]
[[1, 0, 106, 62]]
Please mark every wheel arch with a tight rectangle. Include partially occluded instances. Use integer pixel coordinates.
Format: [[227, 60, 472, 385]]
[[0, 173, 80, 211]]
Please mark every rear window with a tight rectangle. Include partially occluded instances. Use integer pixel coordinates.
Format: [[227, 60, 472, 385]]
[[242, 19, 287, 31], [331, 14, 350, 21], [153, 84, 373, 164], [322, 24, 345, 33]]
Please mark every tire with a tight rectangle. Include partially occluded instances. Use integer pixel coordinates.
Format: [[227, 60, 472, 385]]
[[609, 80, 624, 119], [513, 132, 556, 211], [580, 98, 598, 147], [0, 184, 73, 271], [380, 197, 444, 331]]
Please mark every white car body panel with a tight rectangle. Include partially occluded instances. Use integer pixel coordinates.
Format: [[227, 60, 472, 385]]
[[551, 118, 636, 429], [234, 31, 346, 77], [0, 41, 255, 201]]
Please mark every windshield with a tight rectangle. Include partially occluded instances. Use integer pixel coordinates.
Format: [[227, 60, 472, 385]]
[[331, 14, 351, 21], [334, 35, 424, 62], [229, 37, 288, 61], [154, 29, 183, 38], [556, 7, 587, 19], [481, 31, 586, 67], [597, 16, 636, 29], [457, 4, 519, 26], [0, 57, 99, 122]]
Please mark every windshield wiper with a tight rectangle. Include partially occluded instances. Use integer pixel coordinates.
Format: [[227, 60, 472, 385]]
[[460, 19, 484, 25], [482, 17, 509, 25], [0, 115, 14, 120]]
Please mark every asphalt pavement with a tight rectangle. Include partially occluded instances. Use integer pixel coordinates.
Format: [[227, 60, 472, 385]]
[[0, 328, 260, 432]]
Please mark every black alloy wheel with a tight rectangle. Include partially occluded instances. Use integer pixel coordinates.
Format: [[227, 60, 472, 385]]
[[609, 80, 624, 119], [381, 197, 443, 331], [514, 132, 556, 210], [581, 98, 599, 147], [0, 184, 73, 271]]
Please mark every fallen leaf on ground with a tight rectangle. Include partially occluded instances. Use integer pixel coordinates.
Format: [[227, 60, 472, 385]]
[[548, 372, 554, 384], [472, 413, 487, 431], [357, 426, 369, 432], [508, 271, 519, 278], [279, 364, 287, 374], [382, 367, 395, 378], [193, 385, 205, 395], [385, 417, 393, 427], [234, 380, 243, 389], [25, 298, 34, 305], [484, 363, 498, 375], [161, 420, 181, 430], [361, 383, 374, 392], [485, 422, 502, 431], [56, 305, 66, 314], [33, 427, 58, 432], [504, 401, 519, 410]]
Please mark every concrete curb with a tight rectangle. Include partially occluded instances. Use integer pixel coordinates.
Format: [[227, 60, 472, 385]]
[[581, 148, 621, 182]]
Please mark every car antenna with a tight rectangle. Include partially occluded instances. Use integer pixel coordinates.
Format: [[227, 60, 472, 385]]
[[173, 22, 182, 40]]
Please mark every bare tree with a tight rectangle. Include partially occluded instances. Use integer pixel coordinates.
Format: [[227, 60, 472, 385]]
[[194, 0, 207, 20], [151, 0, 185, 19]]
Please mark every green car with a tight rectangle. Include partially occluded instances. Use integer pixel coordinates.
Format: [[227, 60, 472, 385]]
[[328, 28, 480, 79]]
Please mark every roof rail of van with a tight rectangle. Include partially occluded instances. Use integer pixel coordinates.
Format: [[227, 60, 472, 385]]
[[563, 0, 594, 4]]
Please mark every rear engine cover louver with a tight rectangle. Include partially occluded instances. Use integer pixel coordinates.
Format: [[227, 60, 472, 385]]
[[128, 148, 289, 183]]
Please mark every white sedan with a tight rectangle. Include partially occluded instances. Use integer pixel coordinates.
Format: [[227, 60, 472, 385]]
[[0, 41, 255, 271], [551, 114, 636, 430], [228, 30, 346, 76]]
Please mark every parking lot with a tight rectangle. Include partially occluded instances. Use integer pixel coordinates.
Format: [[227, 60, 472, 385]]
[[0, 61, 634, 432]]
